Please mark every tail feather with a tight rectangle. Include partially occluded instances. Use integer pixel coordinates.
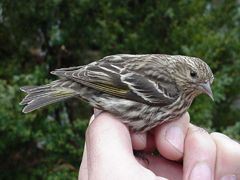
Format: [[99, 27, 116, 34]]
[[20, 84, 52, 93], [20, 86, 38, 92], [20, 89, 56, 105], [54, 66, 82, 71], [20, 81, 77, 113], [50, 65, 83, 78]]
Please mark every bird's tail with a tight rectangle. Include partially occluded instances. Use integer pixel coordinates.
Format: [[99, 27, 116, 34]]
[[20, 80, 78, 113]]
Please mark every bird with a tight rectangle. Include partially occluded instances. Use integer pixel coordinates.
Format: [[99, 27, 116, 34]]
[[20, 54, 214, 132]]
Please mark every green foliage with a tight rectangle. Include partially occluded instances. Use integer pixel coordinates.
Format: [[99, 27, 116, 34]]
[[0, 0, 240, 179]]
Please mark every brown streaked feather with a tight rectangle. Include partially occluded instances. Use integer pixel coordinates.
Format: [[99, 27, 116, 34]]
[[51, 54, 180, 106], [20, 54, 214, 132], [121, 71, 178, 105]]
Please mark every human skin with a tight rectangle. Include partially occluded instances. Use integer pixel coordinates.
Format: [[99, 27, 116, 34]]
[[79, 111, 240, 180]]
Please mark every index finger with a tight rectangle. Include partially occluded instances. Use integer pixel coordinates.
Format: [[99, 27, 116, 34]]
[[154, 112, 190, 161]]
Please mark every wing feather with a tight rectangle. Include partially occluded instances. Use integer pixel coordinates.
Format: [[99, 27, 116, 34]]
[[51, 54, 179, 106]]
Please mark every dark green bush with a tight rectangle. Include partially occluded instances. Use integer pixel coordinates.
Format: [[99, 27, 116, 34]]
[[0, 0, 239, 179]]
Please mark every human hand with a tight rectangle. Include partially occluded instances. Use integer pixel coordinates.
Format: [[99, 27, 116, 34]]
[[79, 111, 240, 180]]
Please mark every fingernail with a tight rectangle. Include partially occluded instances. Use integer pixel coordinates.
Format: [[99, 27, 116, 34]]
[[221, 175, 237, 180], [189, 162, 212, 180], [165, 126, 184, 153], [89, 114, 95, 124], [94, 108, 102, 117], [89, 109, 103, 124]]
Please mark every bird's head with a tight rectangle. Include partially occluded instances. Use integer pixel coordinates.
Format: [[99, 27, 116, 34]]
[[171, 56, 214, 101]]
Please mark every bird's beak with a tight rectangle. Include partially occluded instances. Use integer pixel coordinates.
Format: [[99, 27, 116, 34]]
[[199, 81, 214, 101]]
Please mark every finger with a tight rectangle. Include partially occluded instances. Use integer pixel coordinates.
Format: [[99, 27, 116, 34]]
[[130, 131, 147, 150], [131, 131, 156, 152], [145, 132, 156, 152], [154, 112, 190, 161], [144, 154, 183, 179], [211, 132, 240, 180], [79, 114, 95, 180], [86, 112, 138, 179], [79, 143, 88, 180], [183, 124, 216, 180]]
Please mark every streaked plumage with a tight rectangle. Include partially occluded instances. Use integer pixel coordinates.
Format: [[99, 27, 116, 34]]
[[20, 54, 214, 132]]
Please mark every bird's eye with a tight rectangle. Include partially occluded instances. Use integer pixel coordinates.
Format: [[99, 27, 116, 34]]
[[190, 71, 197, 78]]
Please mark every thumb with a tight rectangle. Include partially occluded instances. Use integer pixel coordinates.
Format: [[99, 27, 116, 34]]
[[86, 112, 136, 175]]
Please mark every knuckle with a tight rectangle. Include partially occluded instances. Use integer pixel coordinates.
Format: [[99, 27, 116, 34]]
[[189, 124, 209, 136]]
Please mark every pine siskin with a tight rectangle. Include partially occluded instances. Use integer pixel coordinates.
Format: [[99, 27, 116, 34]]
[[20, 54, 214, 132]]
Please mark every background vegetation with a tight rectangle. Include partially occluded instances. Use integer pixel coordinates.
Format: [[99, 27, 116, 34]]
[[0, 0, 239, 179]]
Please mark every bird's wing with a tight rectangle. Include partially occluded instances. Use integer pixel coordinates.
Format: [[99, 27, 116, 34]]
[[51, 54, 180, 106]]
